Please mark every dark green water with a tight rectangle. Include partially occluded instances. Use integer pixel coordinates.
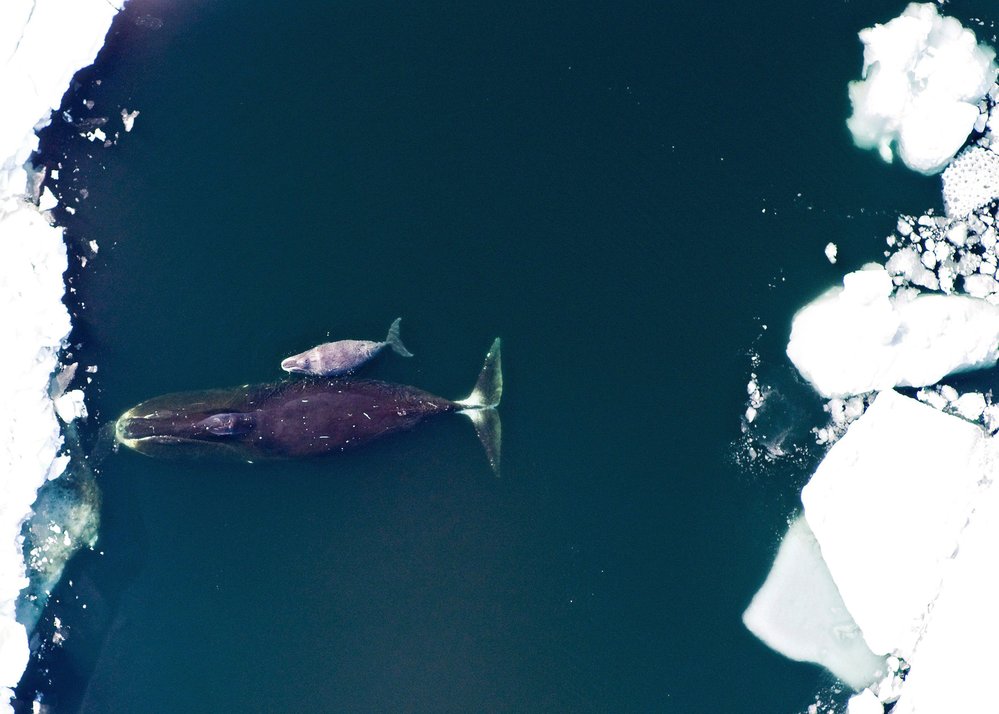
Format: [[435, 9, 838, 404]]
[[19, 0, 986, 711]]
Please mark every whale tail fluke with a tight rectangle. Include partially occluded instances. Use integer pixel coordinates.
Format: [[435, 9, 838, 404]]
[[457, 338, 502, 475], [465, 408, 501, 476], [386, 317, 414, 358]]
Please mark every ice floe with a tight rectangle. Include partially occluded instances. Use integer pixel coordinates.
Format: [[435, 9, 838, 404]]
[[747, 390, 998, 709], [786, 264, 999, 398], [846, 3, 997, 174], [746, 5, 999, 710], [801, 391, 988, 658], [0, 0, 122, 709]]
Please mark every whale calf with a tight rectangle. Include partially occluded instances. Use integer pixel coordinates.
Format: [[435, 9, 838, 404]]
[[116, 339, 502, 473], [281, 317, 413, 377]]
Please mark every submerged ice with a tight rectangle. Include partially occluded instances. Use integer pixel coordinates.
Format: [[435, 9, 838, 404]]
[[742, 516, 884, 690]]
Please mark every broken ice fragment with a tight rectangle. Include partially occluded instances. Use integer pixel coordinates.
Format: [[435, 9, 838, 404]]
[[53, 390, 88, 423], [121, 108, 139, 132], [38, 187, 58, 211]]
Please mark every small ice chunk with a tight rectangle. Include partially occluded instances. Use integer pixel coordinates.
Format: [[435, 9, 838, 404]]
[[844, 396, 866, 420], [88, 240, 98, 254], [953, 391, 987, 420], [945, 223, 968, 246], [38, 187, 58, 211], [825, 242, 838, 264], [886, 247, 938, 289], [827, 398, 848, 426], [886, 248, 919, 280], [957, 252, 982, 276], [53, 390, 88, 423], [933, 239, 952, 265], [983, 228, 998, 250], [121, 108, 140, 132], [974, 110, 989, 134]]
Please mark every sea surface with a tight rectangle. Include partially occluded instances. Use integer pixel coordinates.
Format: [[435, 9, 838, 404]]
[[16, 1, 997, 711]]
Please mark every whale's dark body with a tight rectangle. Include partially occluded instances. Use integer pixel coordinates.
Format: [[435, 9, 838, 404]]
[[115, 339, 502, 472]]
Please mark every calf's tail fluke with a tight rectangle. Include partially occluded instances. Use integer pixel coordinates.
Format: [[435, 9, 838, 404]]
[[457, 338, 502, 475], [386, 317, 414, 358]]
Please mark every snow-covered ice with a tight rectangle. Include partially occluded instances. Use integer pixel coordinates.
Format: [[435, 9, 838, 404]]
[[846, 3, 997, 174], [801, 390, 987, 658], [53, 389, 88, 423], [890, 460, 999, 712], [786, 264, 999, 398], [0, 0, 122, 709]]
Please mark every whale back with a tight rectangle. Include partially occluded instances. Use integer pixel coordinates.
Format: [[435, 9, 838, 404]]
[[116, 379, 456, 461]]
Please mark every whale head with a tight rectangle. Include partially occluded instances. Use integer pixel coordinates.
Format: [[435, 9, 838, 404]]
[[281, 352, 313, 374]]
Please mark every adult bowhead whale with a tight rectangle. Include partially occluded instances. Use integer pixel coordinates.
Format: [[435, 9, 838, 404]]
[[115, 339, 502, 474]]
